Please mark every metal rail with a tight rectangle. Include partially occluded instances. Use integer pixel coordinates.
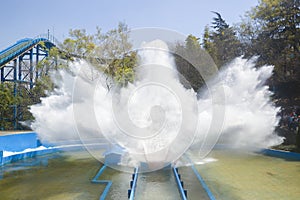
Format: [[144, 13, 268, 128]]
[[173, 167, 188, 200], [185, 155, 216, 200], [128, 167, 139, 200], [91, 165, 113, 200], [0, 38, 54, 68]]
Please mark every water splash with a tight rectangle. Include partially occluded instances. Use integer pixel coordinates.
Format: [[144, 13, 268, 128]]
[[193, 57, 283, 151], [30, 40, 283, 171], [93, 40, 198, 170]]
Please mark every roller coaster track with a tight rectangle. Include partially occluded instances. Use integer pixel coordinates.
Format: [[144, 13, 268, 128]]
[[0, 38, 55, 68]]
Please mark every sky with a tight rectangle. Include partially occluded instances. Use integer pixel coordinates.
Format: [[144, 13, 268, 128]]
[[0, 0, 258, 50]]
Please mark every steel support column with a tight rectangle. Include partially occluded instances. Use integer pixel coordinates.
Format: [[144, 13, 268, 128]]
[[13, 59, 17, 130], [0, 38, 55, 130], [29, 49, 33, 89], [35, 45, 39, 81], [0, 67, 4, 82], [18, 56, 22, 81]]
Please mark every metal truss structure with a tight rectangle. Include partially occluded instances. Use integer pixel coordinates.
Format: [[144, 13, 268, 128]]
[[0, 37, 55, 129]]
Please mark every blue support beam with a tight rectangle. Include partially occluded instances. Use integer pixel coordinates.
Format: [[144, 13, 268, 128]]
[[128, 167, 139, 200], [35, 45, 39, 80], [29, 48, 34, 89], [184, 155, 216, 200], [0, 68, 3, 82], [91, 165, 113, 200], [173, 167, 188, 200], [18, 56, 22, 81]]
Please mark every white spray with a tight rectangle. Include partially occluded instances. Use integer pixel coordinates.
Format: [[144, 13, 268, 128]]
[[30, 40, 283, 169]]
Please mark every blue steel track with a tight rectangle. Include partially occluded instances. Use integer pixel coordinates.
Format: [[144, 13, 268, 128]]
[[0, 38, 54, 68]]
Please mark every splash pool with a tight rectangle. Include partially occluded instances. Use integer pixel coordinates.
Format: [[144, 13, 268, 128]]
[[1, 148, 299, 200], [0, 150, 107, 200], [195, 149, 300, 200]]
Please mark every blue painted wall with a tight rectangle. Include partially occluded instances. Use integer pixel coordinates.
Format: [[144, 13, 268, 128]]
[[0, 132, 38, 152], [1, 148, 57, 166]]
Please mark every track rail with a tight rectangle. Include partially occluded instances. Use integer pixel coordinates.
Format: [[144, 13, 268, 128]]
[[91, 165, 113, 200], [184, 155, 216, 200], [173, 167, 188, 200], [0, 38, 55, 68], [128, 167, 139, 200]]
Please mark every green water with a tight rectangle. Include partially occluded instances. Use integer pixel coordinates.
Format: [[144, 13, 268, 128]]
[[135, 168, 181, 200], [1, 149, 299, 200], [196, 150, 300, 200], [98, 166, 131, 200], [0, 151, 105, 200]]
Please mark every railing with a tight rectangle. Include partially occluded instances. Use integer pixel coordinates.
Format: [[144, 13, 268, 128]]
[[173, 167, 188, 200], [0, 37, 55, 68], [128, 167, 139, 200], [184, 154, 216, 200], [91, 165, 113, 200], [0, 39, 31, 61], [34, 34, 61, 46]]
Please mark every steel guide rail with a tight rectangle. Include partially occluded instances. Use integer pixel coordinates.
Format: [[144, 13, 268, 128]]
[[173, 167, 188, 200], [91, 165, 113, 200], [128, 167, 139, 200]]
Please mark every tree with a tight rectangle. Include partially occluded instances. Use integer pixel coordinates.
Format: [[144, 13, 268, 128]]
[[186, 34, 201, 51], [93, 22, 137, 87], [0, 23, 137, 130], [235, 9, 262, 58], [203, 25, 217, 60], [251, 0, 300, 82], [61, 29, 96, 59], [235, 0, 300, 106], [238, 0, 300, 80], [59, 22, 137, 87], [0, 83, 18, 130], [211, 11, 229, 31], [174, 34, 217, 91], [104, 52, 137, 87], [203, 12, 242, 67]]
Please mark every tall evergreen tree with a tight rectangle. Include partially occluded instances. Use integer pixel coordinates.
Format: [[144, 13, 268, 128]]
[[174, 34, 217, 91], [252, 0, 300, 82], [236, 0, 300, 105], [203, 12, 242, 68]]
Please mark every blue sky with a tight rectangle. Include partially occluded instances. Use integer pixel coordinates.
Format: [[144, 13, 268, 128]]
[[1, 0, 258, 50]]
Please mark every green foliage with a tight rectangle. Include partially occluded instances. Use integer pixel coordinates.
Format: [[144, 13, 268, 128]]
[[104, 52, 137, 87], [238, 0, 300, 83], [37, 42, 66, 70], [94, 22, 132, 60], [174, 34, 217, 91], [58, 22, 136, 87], [0, 76, 54, 130], [203, 12, 242, 67], [211, 11, 229, 31], [63, 29, 96, 58], [0, 83, 17, 130], [185, 34, 201, 50], [2, 5, 298, 131], [203, 25, 215, 57]]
